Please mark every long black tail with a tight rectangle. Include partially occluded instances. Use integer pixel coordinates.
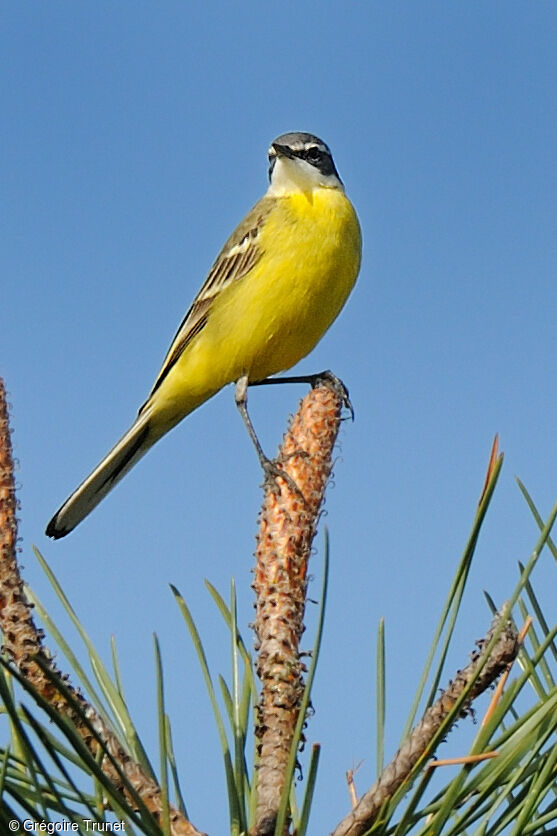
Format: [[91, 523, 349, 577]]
[[46, 412, 152, 539]]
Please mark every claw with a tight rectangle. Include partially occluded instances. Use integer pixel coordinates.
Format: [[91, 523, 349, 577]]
[[261, 458, 306, 501]]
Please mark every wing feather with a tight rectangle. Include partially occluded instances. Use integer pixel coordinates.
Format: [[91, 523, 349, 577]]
[[143, 197, 272, 403]]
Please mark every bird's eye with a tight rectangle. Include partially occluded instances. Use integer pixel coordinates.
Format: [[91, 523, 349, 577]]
[[306, 146, 322, 163]]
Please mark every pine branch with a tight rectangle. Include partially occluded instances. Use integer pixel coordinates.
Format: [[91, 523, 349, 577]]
[[252, 377, 348, 836], [0, 376, 204, 836], [330, 610, 519, 836]]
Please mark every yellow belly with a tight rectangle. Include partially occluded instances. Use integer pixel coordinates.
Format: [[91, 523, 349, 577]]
[[151, 187, 361, 429]]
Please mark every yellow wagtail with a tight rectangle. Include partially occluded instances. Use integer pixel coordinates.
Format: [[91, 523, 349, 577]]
[[46, 132, 362, 538]]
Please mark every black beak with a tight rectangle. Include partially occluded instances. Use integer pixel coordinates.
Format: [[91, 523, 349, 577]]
[[272, 142, 296, 160]]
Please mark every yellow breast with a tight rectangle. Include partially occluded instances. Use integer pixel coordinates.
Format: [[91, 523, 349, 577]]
[[151, 185, 361, 426], [211, 186, 361, 381]]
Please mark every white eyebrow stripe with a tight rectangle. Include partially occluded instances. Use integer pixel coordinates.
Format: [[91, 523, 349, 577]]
[[270, 141, 331, 156], [291, 142, 330, 155]]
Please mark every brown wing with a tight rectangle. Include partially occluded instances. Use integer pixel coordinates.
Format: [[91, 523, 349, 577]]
[[144, 197, 273, 403]]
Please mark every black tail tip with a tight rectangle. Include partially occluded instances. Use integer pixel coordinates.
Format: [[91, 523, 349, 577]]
[[45, 516, 68, 539]]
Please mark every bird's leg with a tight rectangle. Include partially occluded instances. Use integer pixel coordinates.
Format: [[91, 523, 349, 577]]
[[250, 369, 354, 420], [235, 375, 269, 469], [234, 375, 305, 498]]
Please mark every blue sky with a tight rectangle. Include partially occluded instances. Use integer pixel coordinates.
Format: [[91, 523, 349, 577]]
[[2, 2, 556, 833]]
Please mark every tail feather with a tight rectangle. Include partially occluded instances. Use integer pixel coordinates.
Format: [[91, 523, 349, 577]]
[[46, 413, 153, 539]]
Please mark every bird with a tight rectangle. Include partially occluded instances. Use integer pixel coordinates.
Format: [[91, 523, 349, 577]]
[[46, 132, 362, 539]]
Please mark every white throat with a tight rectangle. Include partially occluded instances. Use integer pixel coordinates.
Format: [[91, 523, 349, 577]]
[[266, 156, 343, 197]]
